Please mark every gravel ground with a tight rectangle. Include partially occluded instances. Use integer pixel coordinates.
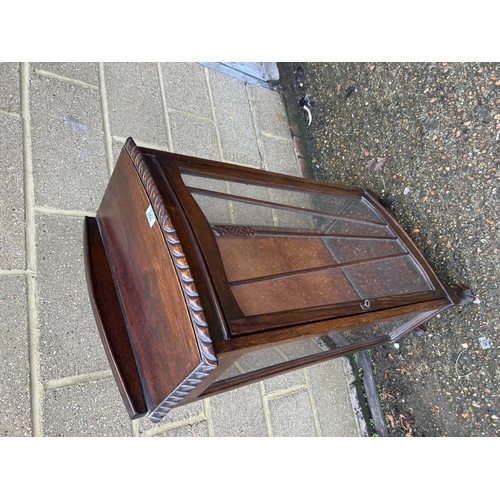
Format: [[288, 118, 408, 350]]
[[280, 62, 499, 437]]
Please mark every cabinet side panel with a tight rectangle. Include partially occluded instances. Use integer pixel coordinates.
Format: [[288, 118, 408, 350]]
[[97, 149, 201, 411]]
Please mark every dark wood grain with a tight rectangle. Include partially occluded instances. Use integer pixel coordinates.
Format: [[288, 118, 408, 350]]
[[96, 145, 215, 417], [199, 336, 391, 399], [147, 153, 247, 322], [140, 146, 364, 197], [363, 188, 461, 304], [213, 298, 452, 355], [189, 185, 388, 227], [144, 148, 448, 336], [228, 291, 447, 335], [85, 137, 461, 422], [83, 216, 147, 419]]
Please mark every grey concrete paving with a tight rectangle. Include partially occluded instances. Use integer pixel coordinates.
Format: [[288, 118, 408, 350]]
[[0, 62, 363, 437]]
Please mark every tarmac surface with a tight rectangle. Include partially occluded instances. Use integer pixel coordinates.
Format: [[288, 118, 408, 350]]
[[283, 62, 499, 437], [0, 62, 363, 437]]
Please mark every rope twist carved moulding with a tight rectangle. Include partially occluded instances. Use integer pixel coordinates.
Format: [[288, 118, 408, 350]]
[[125, 138, 217, 422]]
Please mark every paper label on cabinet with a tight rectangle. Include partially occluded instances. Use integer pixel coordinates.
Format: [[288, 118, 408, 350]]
[[145, 204, 156, 227]]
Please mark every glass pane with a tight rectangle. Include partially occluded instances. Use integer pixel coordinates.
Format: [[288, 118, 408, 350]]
[[339, 311, 423, 344], [216, 235, 335, 282], [214, 339, 323, 383], [323, 238, 404, 263], [231, 266, 360, 316], [181, 174, 391, 237], [215, 234, 360, 315], [181, 173, 434, 316], [341, 254, 433, 299]]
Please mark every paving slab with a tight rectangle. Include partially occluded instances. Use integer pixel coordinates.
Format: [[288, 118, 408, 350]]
[[168, 112, 220, 160], [238, 347, 306, 393], [208, 383, 269, 437], [103, 62, 167, 146], [161, 62, 213, 119], [0, 276, 31, 436], [0, 116, 25, 269], [1, 61, 363, 438], [307, 359, 360, 437], [30, 71, 108, 212], [33, 63, 100, 87], [262, 340, 324, 394], [267, 389, 317, 437], [0, 62, 20, 114], [160, 420, 210, 437], [247, 84, 292, 138], [35, 213, 108, 381], [208, 69, 261, 166], [41, 378, 131, 437], [260, 134, 301, 176]]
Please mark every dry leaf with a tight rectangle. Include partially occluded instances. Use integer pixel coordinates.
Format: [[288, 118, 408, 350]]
[[399, 414, 409, 430], [366, 156, 388, 172], [383, 368, 390, 379], [388, 353, 394, 361], [361, 146, 370, 157], [374, 156, 388, 170], [386, 414, 395, 428], [411, 228, 420, 234]]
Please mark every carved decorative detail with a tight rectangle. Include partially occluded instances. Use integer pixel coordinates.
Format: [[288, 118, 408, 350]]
[[212, 225, 256, 237], [124, 138, 216, 422], [147, 365, 215, 423]]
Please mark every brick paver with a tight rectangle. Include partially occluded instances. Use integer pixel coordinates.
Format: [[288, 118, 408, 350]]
[[0, 62, 361, 437]]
